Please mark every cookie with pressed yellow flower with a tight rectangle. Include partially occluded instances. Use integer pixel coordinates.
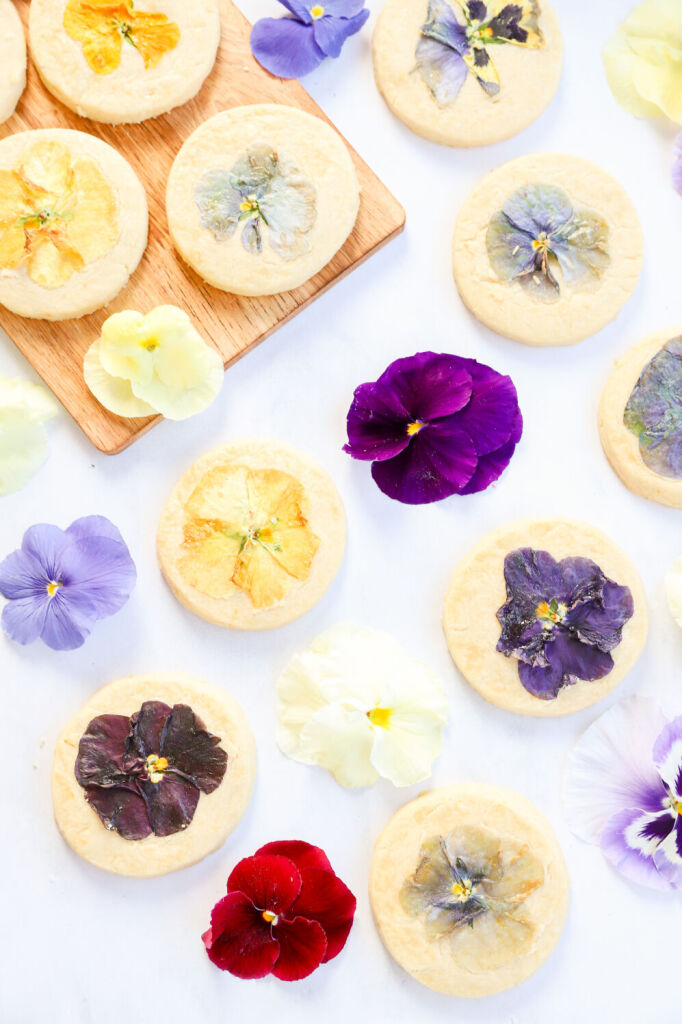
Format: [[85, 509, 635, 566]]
[[0, 0, 26, 124], [0, 128, 147, 321], [157, 441, 347, 630], [28, 0, 220, 125]]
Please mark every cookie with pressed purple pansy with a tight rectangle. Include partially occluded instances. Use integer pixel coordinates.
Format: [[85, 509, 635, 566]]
[[442, 517, 648, 717]]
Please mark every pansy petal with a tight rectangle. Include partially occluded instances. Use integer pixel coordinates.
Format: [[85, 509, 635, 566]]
[[277, 0, 313, 22], [370, 706, 444, 786], [548, 631, 615, 683], [83, 785, 152, 841], [20, 523, 68, 581], [228, 854, 302, 915], [289, 867, 356, 962], [603, 27, 665, 118], [75, 713, 131, 786], [0, 547, 48, 599], [371, 425, 477, 504], [84, 340, 157, 419], [386, 352, 473, 422], [160, 703, 228, 793], [563, 696, 670, 845], [319, 0, 367, 16], [129, 700, 171, 759], [457, 431, 519, 495], [40, 587, 98, 650], [653, 817, 682, 888], [0, 414, 50, 496], [256, 841, 333, 875], [271, 915, 327, 981], [140, 773, 200, 837], [601, 807, 676, 891], [1, 593, 50, 645], [415, 36, 468, 106], [452, 364, 519, 456], [297, 704, 378, 788], [652, 716, 682, 799], [57, 534, 136, 618], [502, 183, 573, 237], [251, 17, 325, 78], [312, 9, 369, 58], [66, 516, 126, 546], [203, 892, 280, 978], [517, 656, 565, 700]]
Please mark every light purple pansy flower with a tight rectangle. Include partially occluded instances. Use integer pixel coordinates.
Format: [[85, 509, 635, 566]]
[[343, 351, 522, 504], [251, 0, 369, 79], [0, 516, 136, 651], [563, 696, 682, 892], [673, 134, 682, 196]]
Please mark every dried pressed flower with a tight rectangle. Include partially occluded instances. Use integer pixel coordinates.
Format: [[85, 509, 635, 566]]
[[64, 0, 180, 76]]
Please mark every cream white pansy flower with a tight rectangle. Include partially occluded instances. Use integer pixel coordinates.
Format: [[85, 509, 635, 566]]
[[84, 305, 223, 421], [603, 0, 682, 123], [665, 557, 682, 628], [276, 624, 449, 789], [0, 377, 58, 496]]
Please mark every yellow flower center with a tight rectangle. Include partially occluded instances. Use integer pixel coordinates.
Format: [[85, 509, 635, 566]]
[[536, 600, 565, 625], [451, 879, 473, 901], [142, 336, 160, 352], [46, 580, 62, 598], [406, 420, 424, 437], [311, 5, 325, 17], [674, 800, 682, 816], [368, 706, 393, 729], [262, 910, 278, 924], [146, 754, 169, 783]]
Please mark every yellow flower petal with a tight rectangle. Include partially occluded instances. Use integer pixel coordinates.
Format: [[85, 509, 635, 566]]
[[632, 53, 682, 122], [0, 377, 58, 495], [232, 541, 298, 610], [130, 12, 181, 69], [179, 520, 242, 599], [64, 0, 180, 76], [26, 232, 84, 289], [66, 156, 119, 265], [18, 140, 72, 195], [84, 339, 156, 418]]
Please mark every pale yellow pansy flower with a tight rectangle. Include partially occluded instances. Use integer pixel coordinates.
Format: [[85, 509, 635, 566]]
[[0, 376, 58, 496], [603, 0, 682, 123], [84, 305, 224, 420], [276, 624, 449, 789], [664, 557, 682, 628]]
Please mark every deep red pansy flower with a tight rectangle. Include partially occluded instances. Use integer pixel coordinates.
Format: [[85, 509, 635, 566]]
[[202, 840, 356, 982]]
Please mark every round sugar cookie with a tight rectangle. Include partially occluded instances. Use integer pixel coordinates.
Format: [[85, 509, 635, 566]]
[[52, 673, 257, 877], [157, 440, 347, 630], [373, 0, 563, 148], [166, 104, 360, 296], [0, 129, 147, 320], [29, 0, 220, 124], [0, 0, 26, 123], [370, 783, 569, 997], [442, 517, 647, 717], [599, 327, 682, 509], [452, 153, 643, 346]]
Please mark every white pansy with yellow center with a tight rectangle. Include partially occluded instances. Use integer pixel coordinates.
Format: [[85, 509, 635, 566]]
[[276, 624, 449, 788], [84, 305, 223, 420], [665, 557, 682, 628], [0, 376, 58, 496]]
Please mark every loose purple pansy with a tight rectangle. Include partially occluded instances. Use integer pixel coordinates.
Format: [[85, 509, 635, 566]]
[[76, 701, 228, 840], [624, 337, 682, 480], [0, 516, 136, 651], [563, 696, 682, 891], [251, 0, 369, 80], [343, 351, 522, 505], [496, 548, 634, 700], [673, 133, 682, 196]]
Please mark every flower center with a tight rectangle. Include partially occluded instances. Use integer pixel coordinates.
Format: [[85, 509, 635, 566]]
[[310, 5, 325, 17], [450, 878, 473, 902], [367, 706, 393, 729], [46, 580, 63, 598], [406, 420, 424, 437], [146, 754, 169, 784], [673, 799, 682, 816], [536, 599, 566, 626], [142, 336, 159, 352], [262, 910, 279, 925]]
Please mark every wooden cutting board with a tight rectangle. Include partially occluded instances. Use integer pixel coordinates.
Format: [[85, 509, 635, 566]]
[[1, 0, 405, 454]]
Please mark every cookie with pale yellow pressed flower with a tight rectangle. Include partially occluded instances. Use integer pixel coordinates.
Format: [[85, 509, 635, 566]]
[[157, 441, 347, 630], [0, 0, 26, 124], [28, 0, 220, 125], [0, 129, 147, 321]]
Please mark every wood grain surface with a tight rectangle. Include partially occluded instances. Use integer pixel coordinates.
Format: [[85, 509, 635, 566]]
[[0, 0, 405, 453]]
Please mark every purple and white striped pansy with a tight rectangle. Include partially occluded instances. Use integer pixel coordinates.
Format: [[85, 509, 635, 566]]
[[563, 696, 682, 891]]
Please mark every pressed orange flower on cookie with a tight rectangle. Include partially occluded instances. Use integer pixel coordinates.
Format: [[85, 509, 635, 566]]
[[179, 465, 320, 610], [64, 0, 181, 75], [0, 139, 118, 288]]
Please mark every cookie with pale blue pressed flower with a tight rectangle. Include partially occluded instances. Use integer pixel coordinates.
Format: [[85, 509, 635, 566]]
[[452, 153, 643, 345], [373, 0, 562, 147], [166, 104, 360, 297], [370, 784, 569, 997], [599, 327, 682, 508]]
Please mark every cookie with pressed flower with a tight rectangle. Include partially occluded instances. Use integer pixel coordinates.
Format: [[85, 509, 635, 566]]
[[157, 440, 347, 630], [452, 153, 643, 346], [166, 104, 360, 297], [442, 517, 648, 717], [370, 783, 569, 997], [0, 129, 147, 321], [52, 673, 257, 877], [372, 0, 562, 148], [28, 0, 220, 125], [599, 327, 682, 509], [0, 0, 26, 123]]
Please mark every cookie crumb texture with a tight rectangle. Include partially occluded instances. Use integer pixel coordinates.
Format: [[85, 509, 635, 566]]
[[29, 0, 220, 124], [370, 784, 569, 997], [166, 105, 360, 296], [442, 517, 648, 716], [157, 440, 347, 630], [52, 674, 257, 877], [599, 327, 682, 509], [0, 0, 26, 123], [452, 153, 642, 345], [372, 0, 562, 147]]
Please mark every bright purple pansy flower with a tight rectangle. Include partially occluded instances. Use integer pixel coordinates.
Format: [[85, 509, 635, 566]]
[[0, 516, 136, 651], [343, 351, 522, 504], [673, 133, 682, 196], [251, 0, 369, 79], [496, 548, 634, 700], [564, 696, 682, 891]]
